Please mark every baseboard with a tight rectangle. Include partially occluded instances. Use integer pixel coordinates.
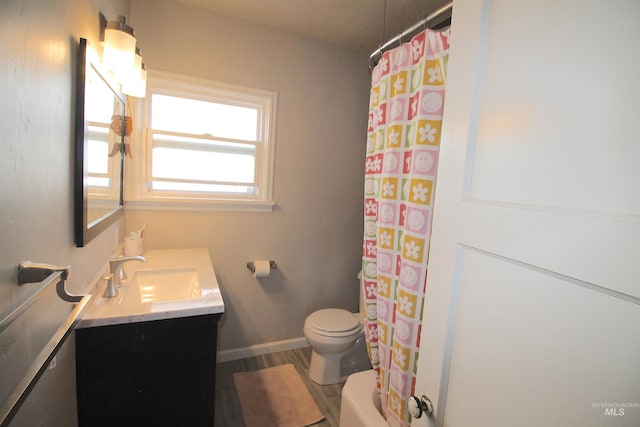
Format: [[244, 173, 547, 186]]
[[217, 337, 309, 362]]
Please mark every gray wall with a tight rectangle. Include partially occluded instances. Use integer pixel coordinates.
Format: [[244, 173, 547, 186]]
[[127, 0, 370, 356], [0, 1, 129, 425], [0, 0, 370, 422]]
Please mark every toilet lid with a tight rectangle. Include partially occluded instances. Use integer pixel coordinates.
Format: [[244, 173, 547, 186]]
[[307, 309, 360, 333]]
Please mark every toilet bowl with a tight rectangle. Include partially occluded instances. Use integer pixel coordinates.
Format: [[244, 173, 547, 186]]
[[304, 308, 365, 385]]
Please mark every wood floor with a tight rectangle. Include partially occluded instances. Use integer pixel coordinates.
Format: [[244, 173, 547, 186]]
[[214, 347, 344, 427]]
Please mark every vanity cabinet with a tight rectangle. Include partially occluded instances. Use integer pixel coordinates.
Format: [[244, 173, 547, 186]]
[[75, 313, 222, 426]]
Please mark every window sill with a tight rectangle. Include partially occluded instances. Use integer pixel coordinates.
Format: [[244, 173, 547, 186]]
[[124, 198, 275, 212]]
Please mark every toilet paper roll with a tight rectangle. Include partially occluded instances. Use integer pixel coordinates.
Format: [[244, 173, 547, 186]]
[[253, 260, 271, 278]]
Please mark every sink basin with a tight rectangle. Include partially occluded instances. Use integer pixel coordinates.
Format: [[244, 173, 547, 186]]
[[79, 248, 224, 328], [129, 268, 201, 304]]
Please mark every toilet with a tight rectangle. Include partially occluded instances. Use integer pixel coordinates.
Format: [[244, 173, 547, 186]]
[[303, 276, 369, 385]]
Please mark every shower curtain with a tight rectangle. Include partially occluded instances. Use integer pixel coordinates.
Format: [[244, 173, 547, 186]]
[[362, 27, 450, 427]]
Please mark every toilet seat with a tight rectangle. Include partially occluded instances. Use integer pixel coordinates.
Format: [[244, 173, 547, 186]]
[[306, 309, 361, 337]]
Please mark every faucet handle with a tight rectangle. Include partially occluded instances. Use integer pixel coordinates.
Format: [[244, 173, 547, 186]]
[[102, 274, 117, 298]]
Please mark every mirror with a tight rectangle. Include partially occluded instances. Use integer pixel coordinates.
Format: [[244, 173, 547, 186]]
[[74, 38, 125, 247]]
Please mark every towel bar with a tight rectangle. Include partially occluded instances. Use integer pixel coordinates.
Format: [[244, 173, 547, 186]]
[[0, 263, 91, 427]]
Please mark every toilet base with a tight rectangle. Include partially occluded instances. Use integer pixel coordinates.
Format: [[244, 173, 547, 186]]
[[308, 340, 371, 386], [309, 349, 343, 385]]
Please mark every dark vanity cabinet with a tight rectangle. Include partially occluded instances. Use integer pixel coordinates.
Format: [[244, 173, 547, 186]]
[[75, 314, 222, 426]]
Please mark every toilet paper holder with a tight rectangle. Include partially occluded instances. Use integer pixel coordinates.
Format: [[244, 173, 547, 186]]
[[246, 260, 277, 274]]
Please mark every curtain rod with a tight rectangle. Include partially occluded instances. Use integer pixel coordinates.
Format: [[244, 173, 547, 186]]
[[368, 1, 453, 69]]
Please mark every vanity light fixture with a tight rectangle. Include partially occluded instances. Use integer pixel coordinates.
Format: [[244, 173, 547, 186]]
[[100, 14, 136, 73], [122, 62, 147, 98], [99, 13, 147, 98]]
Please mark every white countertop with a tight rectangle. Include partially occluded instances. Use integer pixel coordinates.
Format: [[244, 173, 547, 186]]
[[78, 248, 224, 328]]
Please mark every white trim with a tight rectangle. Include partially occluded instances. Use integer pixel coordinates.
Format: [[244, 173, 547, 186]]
[[125, 198, 275, 212], [216, 337, 309, 362]]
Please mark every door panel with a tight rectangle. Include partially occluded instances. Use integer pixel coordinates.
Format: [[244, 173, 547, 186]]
[[445, 247, 640, 426], [413, 1, 640, 426], [471, 1, 640, 216]]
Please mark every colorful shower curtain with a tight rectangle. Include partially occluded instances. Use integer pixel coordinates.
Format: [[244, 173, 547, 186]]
[[361, 28, 450, 427]]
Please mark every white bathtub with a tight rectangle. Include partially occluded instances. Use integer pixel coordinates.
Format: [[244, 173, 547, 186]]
[[339, 369, 388, 427]]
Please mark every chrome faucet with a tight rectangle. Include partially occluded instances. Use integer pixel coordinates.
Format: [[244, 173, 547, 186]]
[[108, 255, 146, 288]]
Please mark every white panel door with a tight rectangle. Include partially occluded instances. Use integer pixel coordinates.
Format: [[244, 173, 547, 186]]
[[413, 1, 640, 426]]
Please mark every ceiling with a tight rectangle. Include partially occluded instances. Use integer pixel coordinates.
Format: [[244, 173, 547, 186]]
[[176, 0, 450, 53]]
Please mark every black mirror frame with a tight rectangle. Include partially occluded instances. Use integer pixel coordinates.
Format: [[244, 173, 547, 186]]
[[74, 37, 125, 247]]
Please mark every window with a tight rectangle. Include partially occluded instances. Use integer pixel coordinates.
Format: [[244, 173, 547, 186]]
[[128, 70, 277, 210]]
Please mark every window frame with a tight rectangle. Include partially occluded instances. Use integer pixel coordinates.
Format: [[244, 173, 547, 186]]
[[126, 70, 277, 212]]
